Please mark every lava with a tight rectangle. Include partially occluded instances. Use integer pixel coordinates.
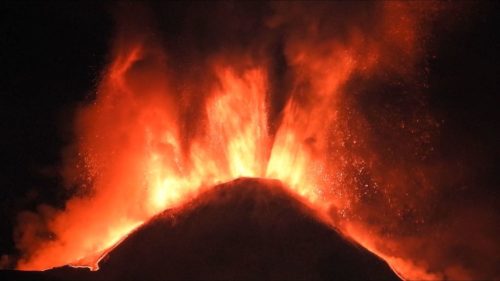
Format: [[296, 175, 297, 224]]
[[11, 2, 499, 281]]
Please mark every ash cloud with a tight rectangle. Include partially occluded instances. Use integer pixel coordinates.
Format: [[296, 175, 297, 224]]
[[11, 2, 499, 280]]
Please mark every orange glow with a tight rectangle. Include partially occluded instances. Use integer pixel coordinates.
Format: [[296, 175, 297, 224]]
[[13, 2, 484, 281]]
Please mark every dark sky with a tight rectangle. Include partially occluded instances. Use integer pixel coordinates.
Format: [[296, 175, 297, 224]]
[[0, 1, 112, 255], [0, 0, 499, 268]]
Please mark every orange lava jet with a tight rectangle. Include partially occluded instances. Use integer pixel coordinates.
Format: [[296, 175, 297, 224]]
[[13, 2, 497, 281]]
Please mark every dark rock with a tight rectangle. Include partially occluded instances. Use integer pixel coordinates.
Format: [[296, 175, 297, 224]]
[[3, 178, 400, 280]]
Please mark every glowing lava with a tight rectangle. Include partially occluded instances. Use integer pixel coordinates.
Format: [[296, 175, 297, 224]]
[[14, 2, 492, 281]]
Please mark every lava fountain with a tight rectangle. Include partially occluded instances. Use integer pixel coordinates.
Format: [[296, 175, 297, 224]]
[[12, 2, 499, 280]]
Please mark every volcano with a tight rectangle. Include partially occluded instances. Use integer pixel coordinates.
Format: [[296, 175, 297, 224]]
[[2, 178, 399, 280]]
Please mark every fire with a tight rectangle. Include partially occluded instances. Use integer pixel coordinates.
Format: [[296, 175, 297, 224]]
[[14, 2, 494, 281]]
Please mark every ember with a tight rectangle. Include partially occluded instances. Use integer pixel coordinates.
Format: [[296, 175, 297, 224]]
[[6, 2, 499, 280]]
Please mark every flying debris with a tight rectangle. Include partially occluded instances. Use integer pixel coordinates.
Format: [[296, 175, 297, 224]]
[[3, 178, 400, 280]]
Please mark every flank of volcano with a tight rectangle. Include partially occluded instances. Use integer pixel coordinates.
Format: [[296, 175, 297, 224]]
[[4, 178, 399, 280]]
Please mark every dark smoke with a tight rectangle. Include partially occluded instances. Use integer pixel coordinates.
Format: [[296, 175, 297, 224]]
[[8, 2, 499, 279]]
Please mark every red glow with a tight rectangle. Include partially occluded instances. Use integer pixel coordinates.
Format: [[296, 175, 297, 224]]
[[14, 2, 486, 281]]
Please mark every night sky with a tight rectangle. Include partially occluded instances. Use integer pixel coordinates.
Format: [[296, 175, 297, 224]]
[[1, 0, 499, 274], [1, 1, 112, 255]]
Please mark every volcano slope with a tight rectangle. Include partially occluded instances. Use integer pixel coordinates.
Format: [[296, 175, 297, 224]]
[[5, 178, 400, 280]]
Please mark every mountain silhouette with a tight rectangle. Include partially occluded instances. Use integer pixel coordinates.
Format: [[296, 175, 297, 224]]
[[2, 178, 399, 280]]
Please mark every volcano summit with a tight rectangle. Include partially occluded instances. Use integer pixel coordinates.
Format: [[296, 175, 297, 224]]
[[2, 178, 399, 280]]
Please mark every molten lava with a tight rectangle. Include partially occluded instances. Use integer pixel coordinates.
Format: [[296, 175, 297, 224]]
[[12, 2, 498, 281]]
